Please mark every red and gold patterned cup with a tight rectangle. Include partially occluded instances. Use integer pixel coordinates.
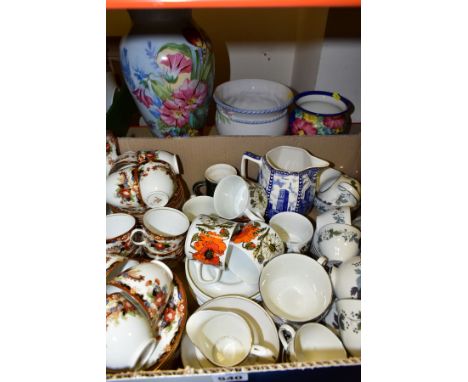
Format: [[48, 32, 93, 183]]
[[106, 213, 137, 256]]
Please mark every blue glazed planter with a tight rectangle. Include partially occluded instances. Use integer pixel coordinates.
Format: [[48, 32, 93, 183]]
[[120, 10, 215, 138]]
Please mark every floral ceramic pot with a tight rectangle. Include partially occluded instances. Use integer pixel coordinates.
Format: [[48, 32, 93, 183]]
[[289, 91, 353, 136], [120, 10, 215, 138]]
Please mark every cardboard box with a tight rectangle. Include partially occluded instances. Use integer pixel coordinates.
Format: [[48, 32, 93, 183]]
[[109, 129, 361, 381]]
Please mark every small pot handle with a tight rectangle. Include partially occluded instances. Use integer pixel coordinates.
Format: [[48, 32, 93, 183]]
[[241, 152, 262, 180], [250, 344, 276, 362], [278, 324, 296, 350], [130, 228, 147, 246], [243, 208, 265, 222], [192, 181, 206, 196]]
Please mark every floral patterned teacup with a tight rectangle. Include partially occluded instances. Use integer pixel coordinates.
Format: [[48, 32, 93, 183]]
[[227, 221, 284, 285], [184, 214, 238, 284], [106, 165, 145, 211], [213, 175, 267, 222], [318, 223, 361, 264], [130, 207, 190, 260], [106, 213, 137, 256], [106, 293, 159, 371], [138, 161, 176, 208], [315, 169, 361, 212], [336, 298, 361, 357], [137, 150, 180, 175], [109, 261, 174, 328], [106, 130, 119, 176], [330, 255, 361, 299], [269, 212, 314, 254]]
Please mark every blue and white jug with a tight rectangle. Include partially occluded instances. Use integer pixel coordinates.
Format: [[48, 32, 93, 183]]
[[241, 146, 329, 220]]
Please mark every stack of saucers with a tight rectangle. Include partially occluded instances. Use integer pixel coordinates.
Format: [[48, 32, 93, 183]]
[[213, 79, 293, 136]]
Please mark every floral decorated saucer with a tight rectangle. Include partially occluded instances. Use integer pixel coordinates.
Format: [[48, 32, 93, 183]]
[[181, 296, 280, 368]]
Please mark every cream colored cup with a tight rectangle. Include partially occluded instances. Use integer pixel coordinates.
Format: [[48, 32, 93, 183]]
[[278, 323, 347, 362]]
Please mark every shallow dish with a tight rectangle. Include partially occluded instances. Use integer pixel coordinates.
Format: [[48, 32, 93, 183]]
[[213, 79, 293, 115]]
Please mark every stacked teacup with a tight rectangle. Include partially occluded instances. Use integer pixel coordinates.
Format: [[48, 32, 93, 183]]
[[106, 150, 183, 216], [106, 260, 186, 371], [311, 168, 361, 357]]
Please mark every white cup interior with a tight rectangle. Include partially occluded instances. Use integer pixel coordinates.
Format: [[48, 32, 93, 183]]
[[205, 164, 237, 183], [143, 208, 189, 236], [269, 212, 314, 244], [182, 196, 215, 222], [260, 254, 332, 322], [201, 313, 252, 366], [297, 94, 347, 115], [227, 245, 260, 285], [294, 323, 346, 362], [106, 214, 136, 240], [214, 175, 249, 219]]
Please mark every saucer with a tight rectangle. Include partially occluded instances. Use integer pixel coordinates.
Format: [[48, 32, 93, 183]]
[[186, 258, 259, 299], [180, 296, 280, 368]]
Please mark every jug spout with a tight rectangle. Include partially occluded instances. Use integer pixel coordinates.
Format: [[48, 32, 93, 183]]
[[265, 146, 329, 173]]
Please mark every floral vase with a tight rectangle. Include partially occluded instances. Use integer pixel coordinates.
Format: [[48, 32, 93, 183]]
[[120, 10, 215, 138]]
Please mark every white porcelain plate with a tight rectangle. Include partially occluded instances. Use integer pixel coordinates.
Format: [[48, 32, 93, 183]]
[[186, 259, 259, 299], [181, 296, 280, 368]]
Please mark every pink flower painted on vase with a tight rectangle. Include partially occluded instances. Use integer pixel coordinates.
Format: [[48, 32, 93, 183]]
[[160, 99, 190, 128], [132, 88, 153, 108], [323, 116, 345, 130], [159, 53, 192, 83], [174, 79, 208, 111], [291, 118, 317, 136]]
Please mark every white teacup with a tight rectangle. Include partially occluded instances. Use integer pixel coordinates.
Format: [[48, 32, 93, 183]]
[[186, 310, 275, 367], [336, 299, 361, 357], [182, 196, 216, 222], [214, 175, 265, 221], [106, 293, 158, 371], [138, 161, 176, 208], [317, 223, 361, 264], [269, 212, 314, 254], [259, 253, 333, 324], [330, 256, 361, 299], [278, 323, 347, 362]]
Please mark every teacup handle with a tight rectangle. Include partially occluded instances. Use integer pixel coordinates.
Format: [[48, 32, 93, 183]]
[[193, 181, 207, 196], [317, 256, 328, 268], [278, 324, 296, 350], [337, 181, 360, 202], [249, 344, 276, 362], [241, 152, 262, 180], [134, 338, 158, 371], [244, 208, 265, 222], [194, 260, 223, 284], [130, 228, 148, 246]]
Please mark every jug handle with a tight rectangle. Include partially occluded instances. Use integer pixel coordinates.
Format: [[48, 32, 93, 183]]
[[241, 152, 262, 180]]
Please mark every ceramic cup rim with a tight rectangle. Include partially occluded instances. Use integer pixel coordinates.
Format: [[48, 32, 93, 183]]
[[142, 207, 190, 238], [204, 163, 237, 184], [213, 175, 250, 220], [106, 213, 137, 242], [269, 211, 314, 245], [293, 90, 353, 117], [259, 253, 333, 323]]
